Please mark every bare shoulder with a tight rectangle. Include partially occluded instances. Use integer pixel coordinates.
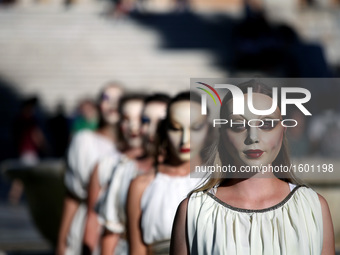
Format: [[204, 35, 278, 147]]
[[170, 197, 190, 255], [129, 173, 155, 196], [317, 193, 335, 255], [173, 197, 189, 231], [317, 193, 332, 220], [317, 193, 329, 207], [177, 197, 189, 216]]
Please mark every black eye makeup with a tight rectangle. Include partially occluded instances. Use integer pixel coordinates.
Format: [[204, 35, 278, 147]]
[[101, 93, 111, 101], [168, 122, 181, 131], [141, 116, 150, 124]]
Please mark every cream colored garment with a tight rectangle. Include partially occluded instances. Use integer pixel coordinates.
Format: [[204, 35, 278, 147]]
[[64, 130, 117, 255], [97, 154, 122, 188], [96, 157, 138, 255], [141, 172, 202, 245], [96, 156, 138, 234], [65, 130, 117, 200], [187, 185, 323, 255]]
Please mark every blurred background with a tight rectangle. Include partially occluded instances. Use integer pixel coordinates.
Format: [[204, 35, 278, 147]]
[[0, 0, 340, 254]]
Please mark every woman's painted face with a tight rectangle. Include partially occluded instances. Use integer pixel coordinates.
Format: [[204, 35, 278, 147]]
[[167, 101, 208, 162], [100, 86, 123, 125], [223, 93, 285, 168], [121, 100, 144, 148], [141, 101, 167, 154]]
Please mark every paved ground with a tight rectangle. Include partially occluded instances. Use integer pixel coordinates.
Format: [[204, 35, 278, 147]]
[[0, 202, 52, 254]]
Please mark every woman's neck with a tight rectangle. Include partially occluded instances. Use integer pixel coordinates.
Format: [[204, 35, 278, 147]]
[[158, 160, 191, 177], [96, 124, 118, 142], [124, 147, 144, 160], [222, 175, 285, 200]]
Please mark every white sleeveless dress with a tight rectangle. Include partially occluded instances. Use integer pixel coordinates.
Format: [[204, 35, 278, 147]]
[[64, 130, 117, 255], [141, 172, 203, 254], [187, 184, 323, 255], [96, 156, 139, 255]]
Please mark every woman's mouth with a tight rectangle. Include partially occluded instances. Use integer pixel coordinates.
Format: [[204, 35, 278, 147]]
[[244, 150, 264, 159], [180, 148, 190, 153]]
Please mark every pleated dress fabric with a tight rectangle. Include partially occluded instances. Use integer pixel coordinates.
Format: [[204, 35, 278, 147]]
[[64, 130, 117, 255], [141, 172, 203, 254], [96, 156, 138, 255], [187, 184, 323, 255]]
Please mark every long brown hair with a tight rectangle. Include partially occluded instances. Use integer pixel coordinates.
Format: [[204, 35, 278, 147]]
[[154, 91, 203, 167], [193, 79, 301, 194]]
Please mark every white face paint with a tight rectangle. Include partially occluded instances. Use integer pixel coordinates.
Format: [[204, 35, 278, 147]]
[[141, 101, 167, 155], [167, 101, 208, 162], [100, 86, 124, 125], [223, 93, 285, 168], [121, 100, 144, 148]]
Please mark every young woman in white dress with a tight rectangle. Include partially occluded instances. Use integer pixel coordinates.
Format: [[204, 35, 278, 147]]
[[86, 94, 170, 255], [57, 82, 124, 255], [170, 80, 335, 255], [127, 92, 209, 255]]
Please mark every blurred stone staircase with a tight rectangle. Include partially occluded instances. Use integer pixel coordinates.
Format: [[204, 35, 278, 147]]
[[1, 0, 340, 114], [0, 2, 227, 113]]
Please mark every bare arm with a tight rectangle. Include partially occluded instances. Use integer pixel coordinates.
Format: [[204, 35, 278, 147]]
[[170, 198, 189, 255], [56, 194, 80, 255], [318, 194, 335, 255], [100, 230, 120, 255], [127, 175, 153, 255], [83, 165, 102, 252]]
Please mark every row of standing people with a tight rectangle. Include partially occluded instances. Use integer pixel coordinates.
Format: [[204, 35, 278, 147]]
[[57, 80, 335, 255], [57, 82, 205, 255]]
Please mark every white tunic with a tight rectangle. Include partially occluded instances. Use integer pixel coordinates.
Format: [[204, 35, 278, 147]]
[[97, 156, 138, 233], [64, 130, 117, 255], [141, 172, 202, 245], [96, 156, 138, 255], [187, 184, 323, 255]]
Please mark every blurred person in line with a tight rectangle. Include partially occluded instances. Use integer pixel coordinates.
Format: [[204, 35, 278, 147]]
[[82, 94, 145, 254], [71, 98, 99, 134], [127, 92, 208, 255], [170, 80, 334, 254], [87, 94, 169, 255], [9, 96, 48, 204], [57, 82, 124, 255]]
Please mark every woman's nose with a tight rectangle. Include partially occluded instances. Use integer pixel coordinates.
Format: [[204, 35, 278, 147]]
[[246, 126, 259, 144], [130, 120, 140, 133], [181, 128, 190, 145]]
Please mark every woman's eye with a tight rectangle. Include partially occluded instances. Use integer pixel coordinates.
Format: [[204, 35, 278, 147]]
[[101, 94, 110, 101], [168, 124, 181, 131], [229, 123, 246, 132], [191, 123, 205, 131], [141, 116, 150, 124], [260, 120, 276, 130]]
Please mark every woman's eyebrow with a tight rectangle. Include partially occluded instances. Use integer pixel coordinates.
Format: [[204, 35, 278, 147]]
[[227, 113, 245, 119], [260, 114, 281, 119], [169, 120, 181, 127]]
